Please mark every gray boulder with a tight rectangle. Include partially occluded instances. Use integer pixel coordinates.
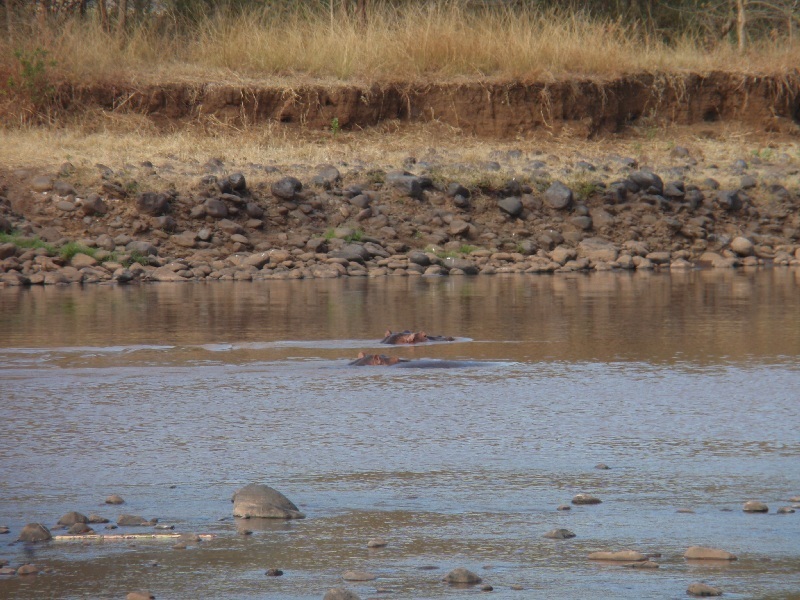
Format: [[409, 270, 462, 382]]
[[544, 181, 573, 210], [443, 567, 482, 584], [57, 511, 89, 526], [271, 177, 302, 200], [232, 483, 305, 519], [498, 196, 523, 218], [126, 241, 158, 256], [18, 523, 51, 542], [629, 170, 664, 195], [443, 257, 478, 275]]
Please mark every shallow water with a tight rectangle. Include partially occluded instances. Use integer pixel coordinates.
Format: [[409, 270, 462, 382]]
[[1, 270, 799, 599]]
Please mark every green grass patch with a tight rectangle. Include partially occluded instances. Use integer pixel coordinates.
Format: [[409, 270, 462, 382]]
[[59, 241, 98, 262], [344, 229, 364, 243], [0, 231, 56, 253]]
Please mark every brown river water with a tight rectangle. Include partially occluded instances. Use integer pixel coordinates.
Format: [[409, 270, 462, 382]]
[[1, 271, 799, 599]]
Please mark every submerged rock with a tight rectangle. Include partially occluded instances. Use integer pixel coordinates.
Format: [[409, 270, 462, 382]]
[[232, 483, 305, 519], [684, 546, 737, 561], [572, 493, 602, 505], [743, 500, 769, 513], [117, 514, 153, 526], [443, 567, 482, 584], [687, 582, 723, 596], [323, 588, 361, 600], [342, 570, 376, 581], [544, 528, 576, 539], [588, 550, 647, 562]]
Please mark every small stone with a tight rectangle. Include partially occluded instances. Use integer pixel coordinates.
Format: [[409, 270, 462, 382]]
[[588, 550, 647, 562], [572, 493, 602, 505], [342, 570, 376, 581], [556, 505, 571, 511], [777, 507, 795, 514], [265, 568, 284, 576], [684, 546, 737, 561], [687, 582, 723, 597], [126, 591, 155, 600], [443, 568, 482, 584], [544, 528, 576, 539], [743, 500, 769, 513], [367, 538, 388, 548], [0, 526, 9, 534], [594, 463, 610, 470], [510, 584, 524, 590], [480, 584, 494, 591], [172, 543, 187, 550]]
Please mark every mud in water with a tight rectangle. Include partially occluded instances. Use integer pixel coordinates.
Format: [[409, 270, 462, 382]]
[[51, 72, 800, 137], [0, 272, 799, 599]]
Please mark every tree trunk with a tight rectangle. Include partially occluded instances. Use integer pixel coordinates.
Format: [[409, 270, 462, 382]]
[[736, 0, 747, 52], [4, 0, 11, 38], [98, 0, 108, 32], [116, 0, 127, 36], [357, 0, 367, 29]]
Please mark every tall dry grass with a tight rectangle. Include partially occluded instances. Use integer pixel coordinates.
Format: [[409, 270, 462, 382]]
[[2, 2, 800, 86]]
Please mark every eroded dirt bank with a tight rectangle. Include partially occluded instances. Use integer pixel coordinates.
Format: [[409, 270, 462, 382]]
[[53, 72, 800, 136]]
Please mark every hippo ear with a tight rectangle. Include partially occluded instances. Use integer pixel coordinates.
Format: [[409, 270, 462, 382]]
[[385, 329, 392, 337], [420, 331, 427, 336], [357, 352, 365, 358]]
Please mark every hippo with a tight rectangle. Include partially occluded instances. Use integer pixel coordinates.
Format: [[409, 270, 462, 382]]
[[349, 353, 487, 368], [380, 330, 455, 344], [349, 352, 408, 366]]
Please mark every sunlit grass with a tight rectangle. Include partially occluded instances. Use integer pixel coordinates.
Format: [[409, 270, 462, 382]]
[[1, 2, 799, 86]]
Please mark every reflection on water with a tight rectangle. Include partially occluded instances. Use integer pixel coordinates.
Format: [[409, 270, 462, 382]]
[[0, 271, 799, 599]]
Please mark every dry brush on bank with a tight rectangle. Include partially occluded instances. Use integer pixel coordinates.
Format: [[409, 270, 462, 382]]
[[2, 2, 800, 89]]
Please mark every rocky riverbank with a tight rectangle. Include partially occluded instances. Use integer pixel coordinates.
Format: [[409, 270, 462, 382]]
[[1, 143, 799, 286]]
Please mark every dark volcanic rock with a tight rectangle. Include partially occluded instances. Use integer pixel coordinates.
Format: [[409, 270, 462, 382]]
[[498, 196, 523, 218], [271, 177, 302, 200], [544, 181, 573, 210], [204, 198, 228, 219], [135, 192, 170, 216]]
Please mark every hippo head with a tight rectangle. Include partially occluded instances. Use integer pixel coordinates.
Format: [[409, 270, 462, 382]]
[[351, 352, 403, 366], [382, 329, 429, 344]]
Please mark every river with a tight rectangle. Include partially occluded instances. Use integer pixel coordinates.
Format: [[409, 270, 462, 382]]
[[1, 270, 799, 599]]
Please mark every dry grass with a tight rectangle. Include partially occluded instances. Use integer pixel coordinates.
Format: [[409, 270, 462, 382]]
[[2, 3, 800, 86], [1, 114, 797, 185]]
